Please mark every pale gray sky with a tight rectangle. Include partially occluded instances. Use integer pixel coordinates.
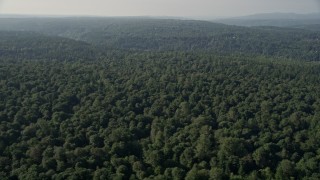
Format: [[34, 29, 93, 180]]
[[0, 0, 319, 18]]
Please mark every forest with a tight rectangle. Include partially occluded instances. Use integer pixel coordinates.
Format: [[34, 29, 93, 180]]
[[0, 17, 320, 179]]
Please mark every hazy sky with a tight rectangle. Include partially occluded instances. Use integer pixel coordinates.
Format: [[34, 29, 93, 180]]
[[0, 0, 319, 18]]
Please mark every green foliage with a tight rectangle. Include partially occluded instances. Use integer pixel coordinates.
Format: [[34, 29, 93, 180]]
[[0, 19, 320, 179]]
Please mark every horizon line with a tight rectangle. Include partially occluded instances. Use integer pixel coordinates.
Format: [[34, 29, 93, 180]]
[[0, 12, 319, 20]]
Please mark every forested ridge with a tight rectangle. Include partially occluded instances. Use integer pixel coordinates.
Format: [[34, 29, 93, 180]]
[[0, 18, 319, 61], [0, 18, 320, 179], [0, 31, 101, 61]]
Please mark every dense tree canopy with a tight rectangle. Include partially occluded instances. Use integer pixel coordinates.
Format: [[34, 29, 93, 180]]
[[0, 18, 320, 179]]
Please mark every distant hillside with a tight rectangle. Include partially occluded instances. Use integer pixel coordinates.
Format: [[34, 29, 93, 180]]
[[215, 13, 320, 27], [234, 13, 320, 20], [0, 31, 99, 61], [0, 17, 319, 61]]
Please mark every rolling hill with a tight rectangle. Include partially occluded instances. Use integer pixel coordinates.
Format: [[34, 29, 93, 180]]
[[0, 17, 319, 61]]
